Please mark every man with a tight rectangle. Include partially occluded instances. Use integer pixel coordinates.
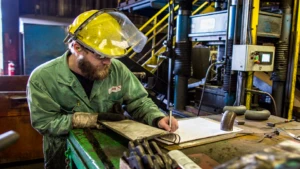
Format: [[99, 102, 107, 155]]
[[26, 9, 178, 169]]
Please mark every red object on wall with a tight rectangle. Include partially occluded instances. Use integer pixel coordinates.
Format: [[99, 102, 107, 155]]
[[8, 61, 15, 76]]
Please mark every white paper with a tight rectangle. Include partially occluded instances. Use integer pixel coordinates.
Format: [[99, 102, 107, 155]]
[[158, 117, 243, 144]]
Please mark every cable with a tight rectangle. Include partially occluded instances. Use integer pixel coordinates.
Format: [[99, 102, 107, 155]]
[[245, 88, 278, 116], [157, 133, 181, 144], [145, 65, 160, 90], [197, 62, 225, 116]]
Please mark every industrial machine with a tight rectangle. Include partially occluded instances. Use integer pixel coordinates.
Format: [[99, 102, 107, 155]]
[[116, 0, 286, 117], [3, 0, 300, 168], [63, 0, 300, 168]]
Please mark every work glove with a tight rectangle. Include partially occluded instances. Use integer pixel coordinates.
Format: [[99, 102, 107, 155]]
[[72, 103, 126, 128], [97, 102, 126, 122], [72, 112, 99, 128]]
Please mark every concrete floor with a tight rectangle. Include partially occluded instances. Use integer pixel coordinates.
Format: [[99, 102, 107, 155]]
[[0, 159, 44, 169]]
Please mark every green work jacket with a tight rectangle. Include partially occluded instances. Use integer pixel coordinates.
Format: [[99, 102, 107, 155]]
[[27, 51, 165, 167]]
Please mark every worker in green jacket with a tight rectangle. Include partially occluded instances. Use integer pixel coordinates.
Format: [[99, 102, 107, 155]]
[[27, 9, 178, 169]]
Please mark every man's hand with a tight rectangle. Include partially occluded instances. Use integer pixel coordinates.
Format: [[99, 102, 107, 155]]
[[158, 116, 178, 132]]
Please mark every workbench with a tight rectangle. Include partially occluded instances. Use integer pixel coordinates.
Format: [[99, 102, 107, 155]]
[[67, 114, 300, 169], [0, 76, 43, 164]]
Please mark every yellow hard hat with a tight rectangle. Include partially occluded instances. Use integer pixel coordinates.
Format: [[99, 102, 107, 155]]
[[64, 9, 147, 58]]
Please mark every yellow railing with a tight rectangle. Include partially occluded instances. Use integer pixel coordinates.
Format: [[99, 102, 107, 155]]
[[129, 1, 209, 72], [143, 1, 210, 73]]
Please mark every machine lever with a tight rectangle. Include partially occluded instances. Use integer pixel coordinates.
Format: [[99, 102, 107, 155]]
[[143, 140, 154, 156]]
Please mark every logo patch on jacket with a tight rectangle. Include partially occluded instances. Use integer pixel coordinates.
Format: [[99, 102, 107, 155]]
[[108, 85, 122, 94]]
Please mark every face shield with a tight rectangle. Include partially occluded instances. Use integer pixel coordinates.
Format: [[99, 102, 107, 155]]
[[65, 9, 147, 58]]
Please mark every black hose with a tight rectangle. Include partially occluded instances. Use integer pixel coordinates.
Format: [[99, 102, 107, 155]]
[[197, 62, 225, 116], [245, 88, 278, 116]]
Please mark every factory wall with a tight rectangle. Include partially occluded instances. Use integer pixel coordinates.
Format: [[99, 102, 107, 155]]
[[2, 0, 19, 75], [1, 0, 118, 75]]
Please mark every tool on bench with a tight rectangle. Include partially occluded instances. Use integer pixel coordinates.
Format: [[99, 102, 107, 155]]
[[220, 111, 236, 131], [278, 128, 300, 141], [281, 128, 300, 130], [123, 140, 176, 169], [257, 130, 280, 143], [267, 119, 294, 127]]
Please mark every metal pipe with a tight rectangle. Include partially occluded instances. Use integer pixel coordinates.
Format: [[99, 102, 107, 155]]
[[287, 1, 300, 120], [0, 131, 19, 151], [173, 0, 192, 110], [224, 0, 237, 106], [245, 109, 271, 120], [223, 105, 246, 115], [167, 0, 175, 110], [271, 0, 292, 117], [245, 0, 260, 110], [220, 111, 236, 131], [236, 0, 250, 106], [272, 82, 285, 116], [240, 0, 251, 44], [284, 0, 298, 118]]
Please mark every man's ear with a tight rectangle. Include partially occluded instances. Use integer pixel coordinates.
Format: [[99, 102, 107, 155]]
[[73, 43, 82, 52]]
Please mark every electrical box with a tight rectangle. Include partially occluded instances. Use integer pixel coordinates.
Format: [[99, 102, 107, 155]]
[[231, 45, 275, 71]]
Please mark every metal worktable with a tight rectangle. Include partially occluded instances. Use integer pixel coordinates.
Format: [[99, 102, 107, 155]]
[[67, 115, 300, 168]]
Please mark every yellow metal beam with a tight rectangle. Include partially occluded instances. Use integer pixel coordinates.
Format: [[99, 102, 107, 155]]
[[139, 1, 171, 31], [246, 0, 260, 109], [192, 2, 209, 15], [128, 3, 179, 56], [288, 0, 300, 120], [130, 0, 203, 59], [151, 18, 157, 65]]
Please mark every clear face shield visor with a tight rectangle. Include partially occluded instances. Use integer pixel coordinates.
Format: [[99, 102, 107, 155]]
[[65, 9, 147, 58]]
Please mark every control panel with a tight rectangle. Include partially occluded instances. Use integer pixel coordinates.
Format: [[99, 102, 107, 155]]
[[231, 45, 275, 71]]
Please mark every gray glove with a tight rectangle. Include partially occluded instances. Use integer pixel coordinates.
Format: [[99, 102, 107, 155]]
[[72, 112, 99, 128]]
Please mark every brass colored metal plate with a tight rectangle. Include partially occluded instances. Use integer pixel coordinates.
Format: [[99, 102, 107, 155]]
[[100, 120, 169, 141]]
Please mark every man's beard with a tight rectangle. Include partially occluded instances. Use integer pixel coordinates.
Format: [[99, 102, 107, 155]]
[[78, 58, 110, 81]]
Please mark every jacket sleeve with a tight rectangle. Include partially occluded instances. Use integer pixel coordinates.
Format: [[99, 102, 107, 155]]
[[27, 77, 73, 136], [120, 64, 165, 126]]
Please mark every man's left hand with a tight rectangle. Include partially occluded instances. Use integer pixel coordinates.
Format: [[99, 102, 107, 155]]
[[158, 116, 178, 132]]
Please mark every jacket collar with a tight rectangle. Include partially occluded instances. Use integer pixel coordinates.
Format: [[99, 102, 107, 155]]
[[56, 50, 76, 86], [56, 51, 93, 108]]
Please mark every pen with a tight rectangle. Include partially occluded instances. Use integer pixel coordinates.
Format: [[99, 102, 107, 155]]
[[169, 110, 172, 131]]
